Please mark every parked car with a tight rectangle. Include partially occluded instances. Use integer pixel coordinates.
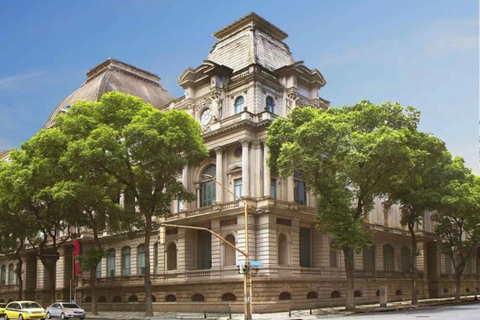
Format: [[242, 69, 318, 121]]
[[45, 303, 85, 319], [0, 303, 6, 316], [4, 301, 46, 320]]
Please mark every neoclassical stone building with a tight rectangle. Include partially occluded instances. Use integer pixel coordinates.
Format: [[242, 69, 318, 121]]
[[1, 13, 479, 312]]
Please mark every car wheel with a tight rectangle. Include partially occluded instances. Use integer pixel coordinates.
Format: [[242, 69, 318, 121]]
[[46, 312, 51, 319], [61, 313, 65, 320], [5, 314, 8, 320], [19, 314, 23, 320]]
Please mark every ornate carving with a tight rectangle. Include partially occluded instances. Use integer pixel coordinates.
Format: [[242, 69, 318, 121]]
[[251, 140, 262, 149], [287, 92, 298, 110], [214, 146, 225, 154], [239, 139, 251, 148], [210, 92, 223, 120]]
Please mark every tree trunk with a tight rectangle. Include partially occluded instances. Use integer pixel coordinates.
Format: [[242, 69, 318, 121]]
[[16, 257, 23, 300], [454, 264, 465, 303], [408, 223, 418, 306], [144, 215, 154, 316], [343, 246, 355, 311], [40, 258, 57, 303], [90, 265, 98, 315]]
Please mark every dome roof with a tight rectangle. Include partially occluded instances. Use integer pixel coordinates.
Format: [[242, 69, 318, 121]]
[[44, 58, 174, 128], [207, 12, 295, 72]]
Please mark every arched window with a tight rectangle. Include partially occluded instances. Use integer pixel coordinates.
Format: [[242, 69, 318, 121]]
[[299, 227, 311, 268], [167, 243, 177, 271], [201, 165, 216, 207], [307, 291, 318, 299], [128, 295, 138, 302], [354, 290, 362, 297], [383, 244, 394, 272], [221, 293, 236, 301], [330, 241, 338, 267], [331, 291, 341, 298], [266, 96, 274, 113], [401, 247, 411, 273], [294, 170, 307, 205], [224, 234, 236, 266], [465, 255, 472, 274], [121, 247, 131, 276], [165, 294, 176, 302], [279, 292, 291, 300], [8, 264, 14, 285], [151, 295, 157, 302], [396, 289, 403, 296], [0, 265, 5, 285], [137, 244, 145, 275], [84, 296, 92, 303], [363, 244, 375, 271], [278, 234, 288, 265], [192, 293, 205, 302], [107, 249, 116, 277], [153, 242, 159, 275], [234, 96, 245, 114]]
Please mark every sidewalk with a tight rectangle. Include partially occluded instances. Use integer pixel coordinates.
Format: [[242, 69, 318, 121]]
[[87, 296, 480, 320]]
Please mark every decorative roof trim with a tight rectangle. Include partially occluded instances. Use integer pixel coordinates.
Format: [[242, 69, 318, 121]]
[[213, 12, 288, 41]]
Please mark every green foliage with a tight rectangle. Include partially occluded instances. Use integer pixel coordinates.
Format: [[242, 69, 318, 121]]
[[79, 247, 107, 271], [267, 101, 418, 252]]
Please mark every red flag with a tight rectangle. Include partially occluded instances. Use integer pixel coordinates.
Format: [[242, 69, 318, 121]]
[[73, 239, 81, 275]]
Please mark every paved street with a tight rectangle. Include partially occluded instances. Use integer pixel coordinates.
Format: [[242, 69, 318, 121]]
[[348, 304, 480, 320], [69, 302, 480, 320]]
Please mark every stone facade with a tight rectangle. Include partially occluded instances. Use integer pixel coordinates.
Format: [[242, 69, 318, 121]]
[[1, 12, 479, 312]]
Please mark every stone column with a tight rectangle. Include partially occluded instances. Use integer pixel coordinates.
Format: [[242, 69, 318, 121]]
[[181, 166, 189, 210], [263, 141, 271, 198], [240, 139, 251, 197], [287, 175, 294, 202], [194, 183, 201, 208], [252, 140, 262, 197], [214, 147, 224, 203]]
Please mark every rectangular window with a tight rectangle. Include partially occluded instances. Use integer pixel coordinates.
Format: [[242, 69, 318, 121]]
[[270, 178, 277, 199], [445, 254, 453, 274], [178, 198, 184, 212], [107, 253, 115, 277], [201, 181, 216, 207], [234, 178, 242, 199], [154, 243, 159, 275], [294, 180, 307, 205], [363, 246, 375, 271], [96, 261, 102, 278], [197, 230, 212, 270], [299, 228, 311, 268]]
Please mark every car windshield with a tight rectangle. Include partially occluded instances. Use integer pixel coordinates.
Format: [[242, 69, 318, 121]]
[[22, 302, 42, 309], [62, 304, 80, 309]]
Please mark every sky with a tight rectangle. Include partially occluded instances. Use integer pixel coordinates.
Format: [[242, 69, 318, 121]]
[[0, 0, 478, 172]]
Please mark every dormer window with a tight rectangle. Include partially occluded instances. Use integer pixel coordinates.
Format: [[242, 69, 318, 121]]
[[266, 96, 274, 113], [234, 96, 245, 114]]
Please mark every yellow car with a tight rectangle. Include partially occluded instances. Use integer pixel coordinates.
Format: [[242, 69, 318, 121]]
[[0, 302, 6, 316], [5, 301, 46, 320]]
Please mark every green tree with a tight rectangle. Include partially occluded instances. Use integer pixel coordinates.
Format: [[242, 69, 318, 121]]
[[61, 92, 208, 316], [7, 128, 80, 303], [433, 160, 480, 302], [385, 131, 452, 305], [0, 160, 31, 300], [267, 101, 419, 310]]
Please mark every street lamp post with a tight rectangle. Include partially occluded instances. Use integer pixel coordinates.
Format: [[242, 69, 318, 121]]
[[199, 174, 253, 320]]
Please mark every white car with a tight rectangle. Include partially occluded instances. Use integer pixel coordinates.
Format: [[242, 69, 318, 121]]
[[45, 303, 85, 319]]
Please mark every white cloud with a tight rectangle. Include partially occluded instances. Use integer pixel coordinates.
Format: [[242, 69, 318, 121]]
[[0, 71, 45, 91], [423, 19, 478, 56]]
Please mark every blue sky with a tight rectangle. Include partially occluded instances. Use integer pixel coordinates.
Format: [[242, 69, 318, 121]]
[[0, 0, 478, 172]]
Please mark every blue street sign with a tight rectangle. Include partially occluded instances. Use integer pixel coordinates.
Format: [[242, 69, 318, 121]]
[[250, 261, 263, 266]]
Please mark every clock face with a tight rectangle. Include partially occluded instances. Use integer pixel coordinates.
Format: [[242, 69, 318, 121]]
[[200, 108, 212, 125]]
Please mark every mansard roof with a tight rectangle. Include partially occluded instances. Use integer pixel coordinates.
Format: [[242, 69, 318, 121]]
[[207, 12, 295, 72], [178, 60, 233, 88], [44, 58, 174, 128]]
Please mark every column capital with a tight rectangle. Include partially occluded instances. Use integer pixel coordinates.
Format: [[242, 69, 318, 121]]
[[251, 140, 262, 149], [214, 146, 225, 154], [240, 139, 251, 148]]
